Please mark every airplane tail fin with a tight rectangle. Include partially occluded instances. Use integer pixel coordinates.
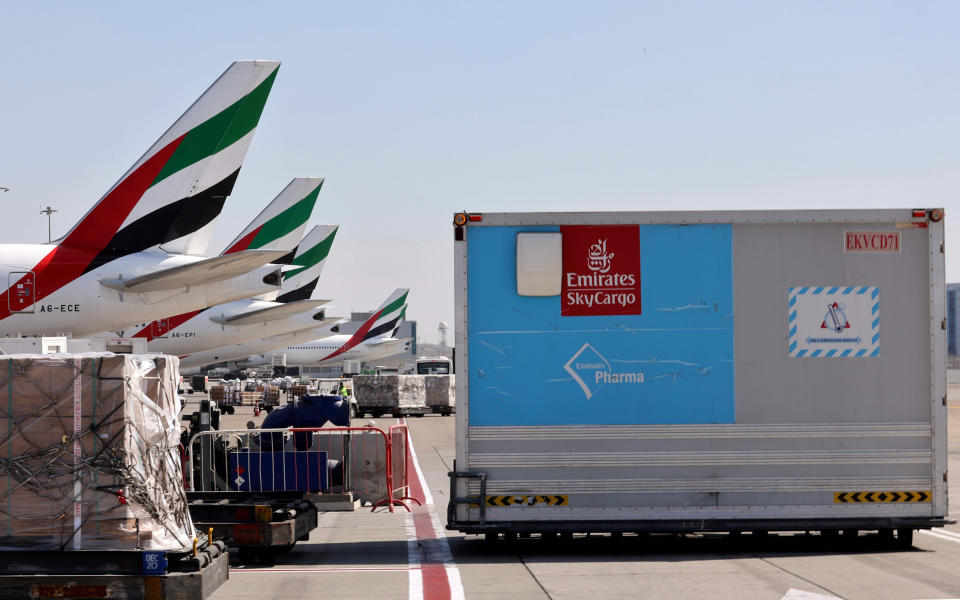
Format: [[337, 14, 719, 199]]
[[273, 224, 338, 302], [390, 305, 407, 337], [61, 60, 280, 272], [222, 178, 323, 260], [318, 288, 409, 361]]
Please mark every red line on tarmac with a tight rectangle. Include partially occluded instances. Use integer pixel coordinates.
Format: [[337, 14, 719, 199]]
[[401, 418, 453, 600], [232, 567, 416, 573], [406, 426, 427, 505]]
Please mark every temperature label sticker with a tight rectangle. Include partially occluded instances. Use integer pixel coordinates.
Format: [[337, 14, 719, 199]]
[[788, 286, 879, 357]]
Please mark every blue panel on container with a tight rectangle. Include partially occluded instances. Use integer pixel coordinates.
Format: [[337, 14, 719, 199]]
[[228, 451, 329, 492], [142, 551, 167, 575], [467, 224, 734, 426]]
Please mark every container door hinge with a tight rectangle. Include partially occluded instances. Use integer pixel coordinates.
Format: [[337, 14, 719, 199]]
[[942, 318, 947, 330], [944, 395, 948, 406], [944, 471, 948, 483], [940, 242, 945, 253]]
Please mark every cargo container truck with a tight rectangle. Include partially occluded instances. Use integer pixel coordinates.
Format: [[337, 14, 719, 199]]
[[447, 209, 950, 546]]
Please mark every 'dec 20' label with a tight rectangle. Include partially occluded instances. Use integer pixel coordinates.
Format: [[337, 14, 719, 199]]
[[560, 225, 642, 316]]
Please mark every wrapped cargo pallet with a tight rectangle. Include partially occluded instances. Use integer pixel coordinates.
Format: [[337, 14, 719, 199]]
[[353, 374, 426, 416], [0, 353, 195, 551], [424, 375, 455, 415], [263, 385, 280, 405]]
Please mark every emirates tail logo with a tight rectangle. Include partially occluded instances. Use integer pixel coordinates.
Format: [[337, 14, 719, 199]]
[[587, 239, 614, 273]]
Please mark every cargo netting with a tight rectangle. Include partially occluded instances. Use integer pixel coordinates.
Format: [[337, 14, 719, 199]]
[[0, 353, 194, 551]]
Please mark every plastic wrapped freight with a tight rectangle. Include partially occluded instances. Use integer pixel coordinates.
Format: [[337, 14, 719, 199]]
[[352, 375, 425, 410], [424, 375, 455, 409], [0, 353, 194, 551]]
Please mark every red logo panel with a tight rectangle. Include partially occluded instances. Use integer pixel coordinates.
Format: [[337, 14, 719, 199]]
[[561, 225, 641, 316]]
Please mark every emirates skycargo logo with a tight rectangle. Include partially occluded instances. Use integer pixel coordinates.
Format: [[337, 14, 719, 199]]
[[587, 238, 613, 273], [561, 225, 642, 316]]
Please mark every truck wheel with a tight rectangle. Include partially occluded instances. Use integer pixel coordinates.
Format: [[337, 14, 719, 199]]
[[264, 405, 274, 414], [896, 528, 914, 549], [878, 528, 894, 545], [238, 547, 257, 564]]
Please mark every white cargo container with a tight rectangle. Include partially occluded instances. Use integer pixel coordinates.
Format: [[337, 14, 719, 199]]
[[448, 209, 949, 544]]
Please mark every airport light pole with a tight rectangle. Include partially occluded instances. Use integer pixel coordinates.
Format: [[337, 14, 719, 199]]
[[40, 206, 58, 243]]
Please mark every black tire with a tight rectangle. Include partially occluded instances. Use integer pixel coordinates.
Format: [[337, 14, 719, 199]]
[[264, 405, 274, 413], [878, 528, 895, 545], [237, 547, 257, 564], [896, 528, 914, 549]]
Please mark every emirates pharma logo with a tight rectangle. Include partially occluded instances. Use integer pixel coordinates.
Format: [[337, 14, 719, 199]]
[[563, 343, 645, 400]]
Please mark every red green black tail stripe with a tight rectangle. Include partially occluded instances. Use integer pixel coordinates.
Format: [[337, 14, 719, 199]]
[[223, 181, 323, 255], [0, 65, 278, 322], [82, 169, 240, 274]]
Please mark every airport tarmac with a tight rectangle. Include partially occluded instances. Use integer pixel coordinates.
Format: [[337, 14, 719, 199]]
[[180, 389, 960, 600]]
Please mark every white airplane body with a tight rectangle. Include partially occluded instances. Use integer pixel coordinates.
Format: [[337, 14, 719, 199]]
[[134, 296, 337, 356], [2, 249, 282, 337], [99, 191, 338, 355], [178, 320, 343, 374], [180, 288, 409, 373], [0, 60, 283, 338], [273, 333, 410, 367]]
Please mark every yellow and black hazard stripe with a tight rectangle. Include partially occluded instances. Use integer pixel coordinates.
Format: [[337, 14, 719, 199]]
[[834, 490, 931, 503], [485, 495, 568, 507]]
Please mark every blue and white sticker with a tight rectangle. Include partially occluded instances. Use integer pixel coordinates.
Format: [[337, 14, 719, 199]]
[[788, 286, 879, 357]]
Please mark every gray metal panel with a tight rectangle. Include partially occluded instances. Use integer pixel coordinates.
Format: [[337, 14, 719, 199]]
[[732, 222, 930, 424], [928, 222, 948, 513], [454, 223, 470, 505]]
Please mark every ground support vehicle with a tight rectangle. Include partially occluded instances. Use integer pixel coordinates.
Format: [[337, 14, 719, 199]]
[[187, 491, 317, 563], [448, 209, 950, 545], [0, 544, 228, 599]]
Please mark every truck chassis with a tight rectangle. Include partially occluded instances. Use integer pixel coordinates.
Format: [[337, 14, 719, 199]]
[[0, 544, 228, 600], [187, 491, 318, 563]]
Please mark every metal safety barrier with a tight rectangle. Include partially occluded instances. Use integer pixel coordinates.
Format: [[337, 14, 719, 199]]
[[388, 424, 420, 510], [186, 426, 416, 512]]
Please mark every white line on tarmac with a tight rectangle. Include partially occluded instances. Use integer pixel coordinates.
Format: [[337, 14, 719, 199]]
[[402, 418, 465, 600], [406, 513, 424, 600], [920, 528, 960, 544], [405, 419, 434, 506]]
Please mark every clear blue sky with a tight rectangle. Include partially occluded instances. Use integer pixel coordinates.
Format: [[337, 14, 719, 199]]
[[2, 2, 958, 343]]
